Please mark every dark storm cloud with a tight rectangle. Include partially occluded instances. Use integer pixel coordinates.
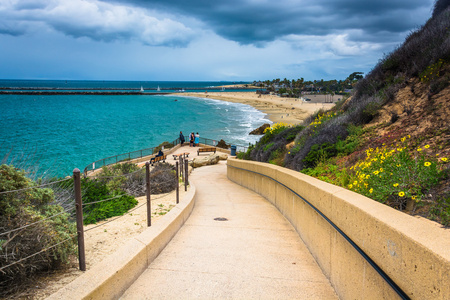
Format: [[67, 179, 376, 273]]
[[108, 0, 433, 44], [0, 0, 195, 47]]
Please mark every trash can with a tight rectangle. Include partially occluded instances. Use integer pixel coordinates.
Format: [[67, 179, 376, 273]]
[[230, 145, 237, 156]]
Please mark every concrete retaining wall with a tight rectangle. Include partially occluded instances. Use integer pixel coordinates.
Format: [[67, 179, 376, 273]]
[[227, 158, 450, 300], [47, 185, 196, 300]]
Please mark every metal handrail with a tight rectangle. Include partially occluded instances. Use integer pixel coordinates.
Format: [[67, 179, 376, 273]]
[[227, 164, 410, 300], [83, 136, 249, 174]]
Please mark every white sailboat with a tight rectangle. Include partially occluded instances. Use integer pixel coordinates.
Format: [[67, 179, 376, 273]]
[[140, 86, 144, 92], [157, 85, 160, 92]]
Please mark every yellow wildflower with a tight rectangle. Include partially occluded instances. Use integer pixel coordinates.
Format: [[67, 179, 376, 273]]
[[399, 191, 405, 197], [393, 183, 399, 187], [441, 157, 448, 162], [424, 162, 431, 167]]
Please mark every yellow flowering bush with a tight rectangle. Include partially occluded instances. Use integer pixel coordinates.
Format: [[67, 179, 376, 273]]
[[420, 59, 446, 83], [263, 122, 290, 135], [309, 111, 338, 131], [347, 135, 447, 208]]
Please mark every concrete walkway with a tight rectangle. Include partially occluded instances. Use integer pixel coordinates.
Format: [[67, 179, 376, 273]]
[[120, 162, 338, 299]]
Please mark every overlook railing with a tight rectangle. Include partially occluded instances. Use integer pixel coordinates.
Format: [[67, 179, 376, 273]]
[[83, 136, 249, 175]]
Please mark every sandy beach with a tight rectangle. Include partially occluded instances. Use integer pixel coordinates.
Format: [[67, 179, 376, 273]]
[[175, 91, 337, 125]]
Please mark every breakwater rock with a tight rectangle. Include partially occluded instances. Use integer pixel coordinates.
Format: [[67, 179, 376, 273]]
[[0, 91, 169, 96], [249, 123, 270, 135]]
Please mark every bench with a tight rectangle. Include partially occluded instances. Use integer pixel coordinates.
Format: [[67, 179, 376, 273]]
[[150, 155, 166, 166], [172, 153, 190, 160], [197, 147, 216, 155]]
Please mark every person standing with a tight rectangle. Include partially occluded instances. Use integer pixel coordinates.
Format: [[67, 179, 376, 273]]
[[194, 132, 199, 146], [189, 132, 195, 147], [179, 131, 185, 145]]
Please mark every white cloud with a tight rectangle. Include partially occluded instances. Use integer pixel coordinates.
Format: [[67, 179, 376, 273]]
[[0, 0, 195, 46], [328, 34, 381, 56], [282, 33, 382, 57]]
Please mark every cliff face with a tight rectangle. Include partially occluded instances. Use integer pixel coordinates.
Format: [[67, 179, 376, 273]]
[[367, 74, 449, 158]]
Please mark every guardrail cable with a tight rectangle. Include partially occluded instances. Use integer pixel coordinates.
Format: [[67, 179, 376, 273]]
[[89, 167, 146, 180], [83, 187, 179, 233], [228, 164, 410, 300], [0, 206, 76, 236], [150, 188, 177, 201], [83, 201, 148, 233], [0, 234, 77, 272], [0, 177, 72, 195], [81, 194, 128, 207]]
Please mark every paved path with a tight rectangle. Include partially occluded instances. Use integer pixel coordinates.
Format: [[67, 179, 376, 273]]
[[121, 162, 338, 299]]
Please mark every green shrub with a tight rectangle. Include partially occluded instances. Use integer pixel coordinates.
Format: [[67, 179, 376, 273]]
[[264, 142, 274, 152], [0, 165, 76, 296], [303, 143, 337, 169], [268, 148, 285, 165], [335, 125, 364, 156], [430, 193, 450, 226], [81, 178, 138, 225], [236, 145, 254, 160], [99, 162, 143, 197], [303, 160, 351, 187]]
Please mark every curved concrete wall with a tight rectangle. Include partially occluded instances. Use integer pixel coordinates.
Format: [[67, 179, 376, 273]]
[[227, 158, 450, 300], [47, 185, 196, 300]]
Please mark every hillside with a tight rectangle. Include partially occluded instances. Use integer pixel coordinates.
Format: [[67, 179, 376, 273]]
[[239, 0, 450, 225]]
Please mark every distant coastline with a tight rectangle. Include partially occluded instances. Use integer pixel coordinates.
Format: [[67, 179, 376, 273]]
[[0, 85, 255, 95], [175, 91, 336, 125]]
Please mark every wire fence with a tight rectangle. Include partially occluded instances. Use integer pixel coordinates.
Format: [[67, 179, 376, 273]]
[[0, 176, 78, 284], [1, 133, 245, 290], [0, 155, 189, 282]]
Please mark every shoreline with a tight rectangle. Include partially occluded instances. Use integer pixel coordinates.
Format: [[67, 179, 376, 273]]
[[174, 91, 336, 125]]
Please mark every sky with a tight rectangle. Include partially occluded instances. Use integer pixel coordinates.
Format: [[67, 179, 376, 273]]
[[0, 0, 435, 82]]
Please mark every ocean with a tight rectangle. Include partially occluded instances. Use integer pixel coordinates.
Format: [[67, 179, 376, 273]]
[[0, 80, 269, 178]]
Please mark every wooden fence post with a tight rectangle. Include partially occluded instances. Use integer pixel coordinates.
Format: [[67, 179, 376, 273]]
[[73, 168, 86, 271], [176, 161, 179, 204], [185, 158, 188, 191], [180, 156, 184, 185], [146, 162, 151, 227]]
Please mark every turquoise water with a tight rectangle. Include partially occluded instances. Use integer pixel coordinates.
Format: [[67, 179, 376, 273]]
[[0, 81, 269, 177]]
